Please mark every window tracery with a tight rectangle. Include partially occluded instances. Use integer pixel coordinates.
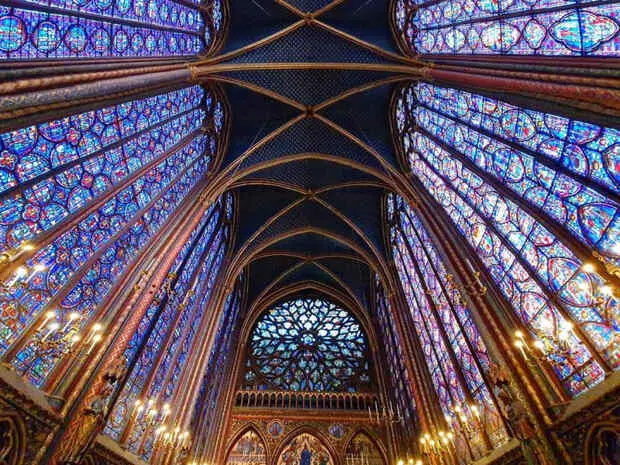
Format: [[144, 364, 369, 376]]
[[393, 82, 619, 396], [0, 0, 225, 59], [243, 297, 371, 393], [388, 193, 509, 460], [104, 192, 232, 461], [374, 277, 417, 443], [0, 85, 226, 388], [394, 0, 620, 55]]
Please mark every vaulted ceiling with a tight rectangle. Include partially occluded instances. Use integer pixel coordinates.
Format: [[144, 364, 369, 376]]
[[194, 0, 421, 313]]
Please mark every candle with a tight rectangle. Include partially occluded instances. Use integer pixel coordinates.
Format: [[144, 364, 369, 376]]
[[41, 321, 60, 341], [62, 312, 81, 332], [87, 333, 102, 354], [38, 310, 57, 330], [515, 339, 528, 359], [25, 263, 46, 283], [86, 323, 103, 343]]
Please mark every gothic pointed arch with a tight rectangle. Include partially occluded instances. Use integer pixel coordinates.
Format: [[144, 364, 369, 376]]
[[0, 411, 26, 465], [275, 429, 337, 465], [242, 295, 373, 393], [344, 431, 387, 465], [225, 426, 268, 465]]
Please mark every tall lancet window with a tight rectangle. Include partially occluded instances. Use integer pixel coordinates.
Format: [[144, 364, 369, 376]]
[[374, 276, 417, 443], [394, 0, 620, 55], [393, 82, 619, 397], [189, 276, 244, 461], [388, 194, 509, 462], [0, 0, 225, 59], [0, 85, 226, 388], [104, 192, 233, 461]]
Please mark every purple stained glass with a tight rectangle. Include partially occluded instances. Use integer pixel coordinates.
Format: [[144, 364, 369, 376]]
[[14, 150, 211, 387], [394, 0, 620, 55], [189, 279, 243, 448], [0, 86, 205, 251], [244, 297, 371, 393], [1, 85, 228, 388], [0, 0, 228, 60], [388, 194, 508, 452], [374, 276, 417, 441], [104, 193, 231, 453], [393, 84, 614, 396]]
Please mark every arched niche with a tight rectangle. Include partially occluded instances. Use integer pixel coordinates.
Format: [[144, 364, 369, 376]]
[[344, 432, 385, 465], [0, 412, 26, 465], [585, 422, 619, 465], [226, 429, 267, 465], [277, 433, 334, 465]]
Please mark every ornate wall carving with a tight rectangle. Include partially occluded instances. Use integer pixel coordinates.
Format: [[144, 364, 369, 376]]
[[554, 384, 620, 465], [225, 415, 389, 465], [0, 371, 59, 465]]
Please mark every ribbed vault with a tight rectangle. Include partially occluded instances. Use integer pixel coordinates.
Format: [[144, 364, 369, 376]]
[[196, 0, 416, 314]]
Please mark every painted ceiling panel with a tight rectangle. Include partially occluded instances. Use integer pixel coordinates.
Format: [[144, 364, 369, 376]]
[[318, 187, 386, 255], [234, 186, 303, 251], [223, 85, 301, 166], [221, 69, 396, 106], [242, 159, 380, 191], [275, 262, 347, 292], [262, 233, 360, 257], [221, 0, 299, 54], [244, 200, 374, 261], [321, 0, 399, 53], [316, 257, 371, 308], [246, 255, 306, 304], [285, 0, 334, 12], [236, 118, 388, 173], [227, 25, 395, 64], [212, 0, 408, 312], [319, 84, 399, 167]]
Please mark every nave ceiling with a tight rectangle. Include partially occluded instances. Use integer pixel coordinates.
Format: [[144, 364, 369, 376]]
[[195, 0, 419, 313]]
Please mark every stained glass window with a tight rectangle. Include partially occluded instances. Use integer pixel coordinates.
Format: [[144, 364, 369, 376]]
[[0, 84, 226, 388], [394, 0, 620, 55], [345, 433, 385, 465], [0, 0, 226, 59], [243, 297, 371, 392], [104, 193, 232, 461], [388, 194, 509, 461], [277, 434, 334, 465], [394, 83, 619, 397], [0, 86, 206, 251], [374, 277, 417, 444], [190, 277, 244, 462], [226, 430, 267, 465]]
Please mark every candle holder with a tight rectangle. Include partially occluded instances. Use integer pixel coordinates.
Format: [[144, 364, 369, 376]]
[[0, 242, 36, 269], [418, 430, 455, 463], [154, 421, 191, 463], [16, 314, 103, 378], [1, 262, 47, 293], [367, 399, 402, 425], [513, 326, 573, 368]]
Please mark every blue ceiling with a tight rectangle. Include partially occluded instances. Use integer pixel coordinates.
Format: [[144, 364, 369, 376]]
[[206, 0, 405, 311]]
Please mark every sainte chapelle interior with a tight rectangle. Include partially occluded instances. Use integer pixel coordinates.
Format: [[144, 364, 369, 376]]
[[0, 0, 618, 464]]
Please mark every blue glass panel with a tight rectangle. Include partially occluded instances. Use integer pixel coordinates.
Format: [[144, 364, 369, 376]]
[[395, 0, 620, 55], [0, 5, 204, 59], [394, 84, 615, 395], [244, 298, 371, 393]]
